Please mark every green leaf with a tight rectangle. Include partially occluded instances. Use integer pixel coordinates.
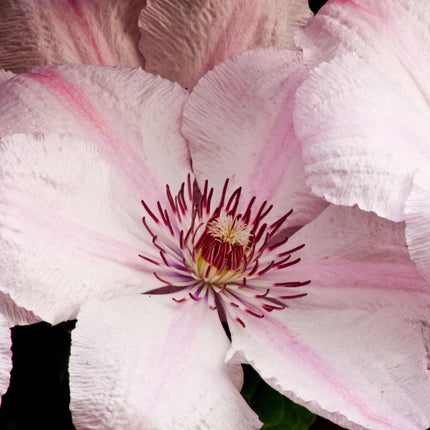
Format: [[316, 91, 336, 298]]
[[241, 365, 316, 430]]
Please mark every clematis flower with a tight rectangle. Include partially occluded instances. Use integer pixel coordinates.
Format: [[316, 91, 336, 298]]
[[0, 0, 312, 89], [293, 0, 430, 283], [0, 45, 430, 429]]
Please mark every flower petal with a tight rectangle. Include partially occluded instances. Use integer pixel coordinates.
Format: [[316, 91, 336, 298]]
[[183, 48, 327, 226], [296, 0, 430, 83], [0, 64, 191, 207], [294, 53, 430, 221], [228, 307, 430, 430], [139, 0, 312, 89], [0, 133, 162, 324], [405, 167, 430, 283], [0, 314, 12, 402], [70, 295, 261, 430], [0, 293, 41, 327], [0, 0, 145, 72], [281, 204, 430, 315], [0, 69, 14, 85]]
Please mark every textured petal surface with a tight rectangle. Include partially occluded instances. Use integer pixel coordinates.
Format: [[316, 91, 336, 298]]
[[0, 313, 11, 403], [0, 0, 145, 72], [239, 204, 430, 428], [405, 167, 430, 283], [0, 133, 162, 324], [282, 204, 430, 315], [228, 307, 430, 430], [294, 53, 430, 221], [0, 64, 191, 207], [0, 293, 41, 327], [294, 0, 430, 221], [296, 0, 430, 80], [139, 0, 312, 88], [183, 48, 327, 227], [70, 295, 261, 430]]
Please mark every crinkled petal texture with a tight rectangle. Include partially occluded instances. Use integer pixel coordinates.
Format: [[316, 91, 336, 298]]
[[405, 167, 430, 283], [0, 313, 12, 402], [0, 65, 192, 324], [139, 0, 312, 88], [0, 0, 145, 72], [294, 52, 430, 222], [227, 204, 430, 430], [296, 0, 430, 75], [70, 295, 261, 430], [294, 0, 430, 221], [183, 48, 327, 227]]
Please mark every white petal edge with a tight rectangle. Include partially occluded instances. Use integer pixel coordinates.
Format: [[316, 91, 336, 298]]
[[0, 313, 12, 403]]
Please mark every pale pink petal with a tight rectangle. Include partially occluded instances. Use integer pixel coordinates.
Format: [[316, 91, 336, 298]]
[[70, 295, 261, 430], [139, 0, 312, 88], [0, 64, 191, 207], [0, 293, 41, 327], [0, 70, 14, 85], [183, 48, 327, 227], [0, 133, 163, 324], [281, 204, 430, 315], [0, 314, 11, 403], [228, 307, 430, 430], [294, 53, 430, 221], [405, 167, 430, 283], [297, 0, 430, 92], [0, 0, 145, 72]]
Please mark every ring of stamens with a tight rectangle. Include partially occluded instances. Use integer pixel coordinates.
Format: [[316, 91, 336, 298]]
[[139, 175, 310, 327]]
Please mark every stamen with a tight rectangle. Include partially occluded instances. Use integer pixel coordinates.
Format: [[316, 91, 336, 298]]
[[139, 177, 309, 328]]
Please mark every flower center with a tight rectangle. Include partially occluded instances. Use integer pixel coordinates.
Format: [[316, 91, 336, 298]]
[[139, 175, 309, 327]]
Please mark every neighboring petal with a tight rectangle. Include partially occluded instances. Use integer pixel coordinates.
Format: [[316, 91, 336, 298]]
[[281, 204, 430, 315], [296, 0, 430, 93], [405, 167, 430, 283], [0, 64, 191, 206], [0, 133, 161, 324], [70, 295, 261, 430], [0, 314, 12, 403], [183, 48, 327, 227], [228, 307, 430, 430], [0, 0, 145, 72], [294, 53, 430, 221], [139, 0, 312, 89]]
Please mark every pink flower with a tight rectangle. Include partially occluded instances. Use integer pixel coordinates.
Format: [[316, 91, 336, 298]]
[[294, 0, 430, 284], [0, 44, 429, 429], [0, 0, 311, 89]]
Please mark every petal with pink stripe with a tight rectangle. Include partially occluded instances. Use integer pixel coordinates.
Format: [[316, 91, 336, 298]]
[[183, 48, 327, 227], [0, 133, 165, 324], [228, 307, 430, 430], [70, 295, 261, 430], [0, 64, 192, 208], [281, 205, 430, 315], [0, 0, 145, 72]]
